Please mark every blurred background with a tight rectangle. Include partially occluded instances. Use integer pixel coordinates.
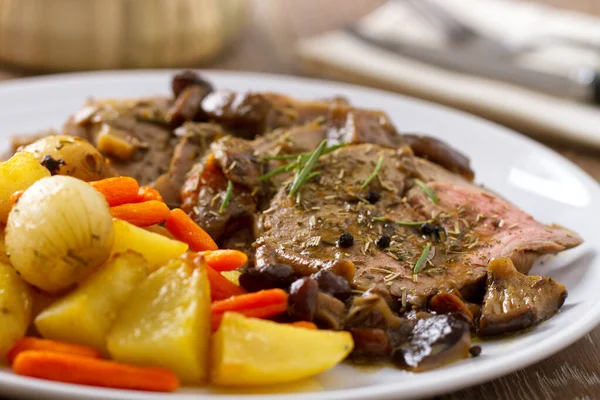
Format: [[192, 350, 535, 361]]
[[0, 0, 599, 176]]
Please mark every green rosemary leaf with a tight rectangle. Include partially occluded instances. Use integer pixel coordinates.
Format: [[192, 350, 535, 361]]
[[361, 154, 384, 190], [413, 242, 432, 274], [394, 220, 430, 227], [415, 178, 438, 204], [219, 180, 233, 214], [289, 140, 328, 198]]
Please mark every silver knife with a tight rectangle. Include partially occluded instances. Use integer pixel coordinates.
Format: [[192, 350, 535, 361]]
[[346, 26, 600, 104]]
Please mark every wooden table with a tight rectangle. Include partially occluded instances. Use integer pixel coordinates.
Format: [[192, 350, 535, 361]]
[[1, 1, 599, 399]]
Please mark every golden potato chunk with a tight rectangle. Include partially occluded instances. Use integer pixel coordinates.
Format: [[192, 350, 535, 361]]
[[0, 152, 50, 222], [112, 219, 188, 271], [107, 258, 211, 383], [34, 251, 147, 353], [0, 263, 33, 360], [211, 313, 354, 386]]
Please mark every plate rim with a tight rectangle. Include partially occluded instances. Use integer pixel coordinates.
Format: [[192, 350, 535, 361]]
[[0, 69, 598, 400]]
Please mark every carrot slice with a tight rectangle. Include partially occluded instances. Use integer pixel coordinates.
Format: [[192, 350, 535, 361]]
[[13, 351, 179, 392], [110, 200, 170, 227], [164, 208, 218, 251], [9, 190, 24, 207], [206, 264, 246, 301], [211, 289, 288, 331], [90, 177, 140, 207], [137, 186, 163, 202], [288, 321, 318, 330], [7, 337, 101, 365], [199, 250, 248, 272]]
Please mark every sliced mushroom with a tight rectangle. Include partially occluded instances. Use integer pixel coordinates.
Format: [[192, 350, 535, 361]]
[[478, 257, 568, 337], [314, 291, 346, 330], [349, 328, 392, 361], [392, 313, 471, 372], [428, 292, 474, 324], [346, 290, 403, 330]]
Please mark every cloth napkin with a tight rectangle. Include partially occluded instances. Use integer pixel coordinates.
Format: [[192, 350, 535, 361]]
[[296, 0, 600, 149]]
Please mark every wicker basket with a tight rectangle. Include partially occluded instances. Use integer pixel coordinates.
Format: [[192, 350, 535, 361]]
[[0, 0, 248, 71]]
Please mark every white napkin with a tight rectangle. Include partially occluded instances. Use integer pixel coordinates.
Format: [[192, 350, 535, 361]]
[[296, 0, 600, 149]]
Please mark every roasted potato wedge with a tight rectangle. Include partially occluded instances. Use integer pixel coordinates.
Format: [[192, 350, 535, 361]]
[[210, 313, 354, 386], [0, 152, 50, 222], [35, 251, 148, 353], [107, 257, 211, 383], [0, 262, 33, 360], [112, 219, 188, 271]]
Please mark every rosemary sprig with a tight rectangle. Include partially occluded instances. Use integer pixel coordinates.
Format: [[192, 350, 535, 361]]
[[415, 179, 438, 204], [361, 154, 384, 189], [413, 242, 432, 274], [262, 143, 347, 162], [219, 180, 233, 214], [395, 220, 430, 227], [372, 217, 430, 226], [259, 143, 346, 181], [289, 140, 328, 198]]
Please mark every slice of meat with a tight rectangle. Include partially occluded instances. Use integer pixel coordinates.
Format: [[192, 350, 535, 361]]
[[180, 153, 257, 240], [154, 122, 224, 207], [62, 97, 175, 184], [406, 177, 583, 275], [256, 144, 582, 308], [478, 257, 568, 337]]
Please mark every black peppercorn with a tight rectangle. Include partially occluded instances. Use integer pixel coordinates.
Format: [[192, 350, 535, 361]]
[[376, 234, 391, 249], [469, 345, 482, 357], [338, 232, 354, 248], [40, 155, 66, 175], [365, 191, 380, 204], [419, 222, 437, 235]]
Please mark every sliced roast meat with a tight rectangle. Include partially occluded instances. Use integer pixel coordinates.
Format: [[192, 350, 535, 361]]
[[406, 178, 583, 275], [392, 313, 471, 372], [154, 122, 224, 206], [62, 97, 175, 184], [478, 257, 568, 337], [403, 134, 474, 180], [180, 153, 257, 240], [256, 144, 582, 308]]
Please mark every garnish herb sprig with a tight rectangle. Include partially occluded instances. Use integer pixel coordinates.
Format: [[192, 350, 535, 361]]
[[361, 154, 384, 190], [259, 142, 346, 182], [219, 180, 233, 214], [413, 242, 432, 274], [414, 179, 438, 204], [288, 140, 328, 198], [372, 217, 430, 226]]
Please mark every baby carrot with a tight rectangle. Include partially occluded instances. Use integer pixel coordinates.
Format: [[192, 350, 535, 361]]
[[206, 264, 246, 301], [165, 208, 218, 251], [110, 200, 170, 227], [7, 337, 101, 365], [211, 289, 288, 330], [90, 177, 140, 207], [13, 351, 179, 392], [137, 186, 163, 202], [288, 321, 318, 330], [9, 190, 24, 207], [199, 249, 248, 272]]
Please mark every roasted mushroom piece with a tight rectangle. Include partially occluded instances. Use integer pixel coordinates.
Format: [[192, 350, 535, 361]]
[[346, 290, 403, 330], [288, 277, 347, 330], [402, 133, 474, 180], [478, 257, 568, 337], [392, 313, 471, 372]]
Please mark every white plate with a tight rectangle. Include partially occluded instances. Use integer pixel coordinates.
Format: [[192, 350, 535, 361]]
[[0, 71, 598, 400]]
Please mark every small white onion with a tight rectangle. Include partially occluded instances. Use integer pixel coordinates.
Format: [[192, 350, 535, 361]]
[[6, 176, 114, 294]]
